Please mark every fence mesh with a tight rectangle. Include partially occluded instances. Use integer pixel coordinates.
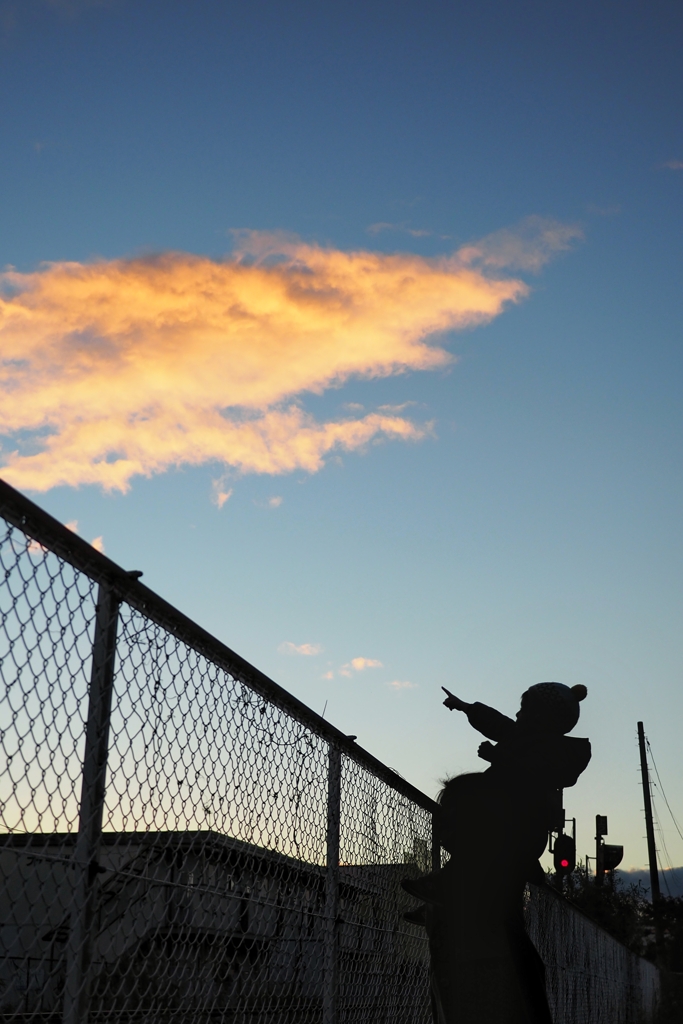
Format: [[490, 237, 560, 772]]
[[0, 511, 432, 1023], [525, 884, 660, 1024], [0, 526, 97, 838]]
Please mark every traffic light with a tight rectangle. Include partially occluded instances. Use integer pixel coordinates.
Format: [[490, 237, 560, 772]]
[[601, 844, 624, 872], [553, 832, 576, 875]]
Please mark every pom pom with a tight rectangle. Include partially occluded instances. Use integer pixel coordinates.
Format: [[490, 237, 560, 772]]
[[571, 684, 588, 702]]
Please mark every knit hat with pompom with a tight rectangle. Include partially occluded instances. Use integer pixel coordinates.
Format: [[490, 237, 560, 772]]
[[520, 682, 587, 734]]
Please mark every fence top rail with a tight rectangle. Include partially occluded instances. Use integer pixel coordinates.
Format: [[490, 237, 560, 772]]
[[0, 477, 438, 814]]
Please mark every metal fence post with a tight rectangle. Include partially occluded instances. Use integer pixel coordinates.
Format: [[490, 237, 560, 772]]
[[323, 744, 341, 1024], [63, 582, 120, 1024]]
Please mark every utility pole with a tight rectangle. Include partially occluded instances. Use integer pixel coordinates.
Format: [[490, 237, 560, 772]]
[[637, 722, 660, 903], [595, 815, 608, 886]]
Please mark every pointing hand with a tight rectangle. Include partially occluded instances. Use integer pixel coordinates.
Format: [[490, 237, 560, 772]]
[[441, 687, 471, 712]]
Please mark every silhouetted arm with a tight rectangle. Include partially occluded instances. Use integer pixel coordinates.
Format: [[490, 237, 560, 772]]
[[465, 702, 516, 741]]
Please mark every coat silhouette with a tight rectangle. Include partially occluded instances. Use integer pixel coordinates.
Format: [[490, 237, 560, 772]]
[[425, 773, 552, 1024]]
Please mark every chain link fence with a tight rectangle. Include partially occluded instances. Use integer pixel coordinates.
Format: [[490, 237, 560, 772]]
[[0, 480, 662, 1024], [526, 884, 660, 1024], [0, 481, 436, 1024]]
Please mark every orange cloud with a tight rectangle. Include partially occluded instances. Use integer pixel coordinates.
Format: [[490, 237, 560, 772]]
[[0, 230, 536, 493]]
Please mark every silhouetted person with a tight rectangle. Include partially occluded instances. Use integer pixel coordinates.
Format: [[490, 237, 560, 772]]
[[416, 773, 552, 1024], [404, 682, 591, 905], [445, 681, 591, 792], [401, 682, 591, 1023]]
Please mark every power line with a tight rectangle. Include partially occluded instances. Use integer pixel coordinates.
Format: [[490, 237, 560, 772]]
[[646, 738, 683, 844], [650, 792, 674, 896], [646, 735, 683, 897]]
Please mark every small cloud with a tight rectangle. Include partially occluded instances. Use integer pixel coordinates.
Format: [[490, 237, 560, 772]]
[[342, 402, 365, 412], [387, 679, 417, 690], [254, 494, 284, 508], [64, 520, 79, 533], [321, 670, 334, 680], [278, 641, 322, 656], [661, 160, 683, 170], [350, 657, 382, 671], [27, 539, 47, 556], [212, 480, 233, 508], [366, 222, 433, 238], [338, 656, 383, 676], [91, 536, 105, 553], [457, 215, 583, 274], [377, 401, 417, 414]]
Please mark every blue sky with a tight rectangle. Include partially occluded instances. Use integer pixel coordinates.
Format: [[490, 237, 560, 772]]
[[1, 0, 682, 874]]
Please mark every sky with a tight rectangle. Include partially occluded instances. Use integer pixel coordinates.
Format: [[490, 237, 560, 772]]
[[0, 0, 682, 880]]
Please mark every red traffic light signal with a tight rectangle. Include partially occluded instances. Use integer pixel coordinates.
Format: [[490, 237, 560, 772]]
[[553, 833, 576, 875]]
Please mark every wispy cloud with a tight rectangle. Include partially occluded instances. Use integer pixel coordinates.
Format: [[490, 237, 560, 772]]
[[253, 494, 284, 508], [377, 401, 417, 414], [387, 679, 417, 690], [661, 160, 683, 170], [456, 215, 583, 273], [212, 483, 233, 508], [367, 222, 434, 238], [366, 223, 397, 236], [91, 535, 105, 553], [0, 223, 573, 494], [278, 641, 322, 656]]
